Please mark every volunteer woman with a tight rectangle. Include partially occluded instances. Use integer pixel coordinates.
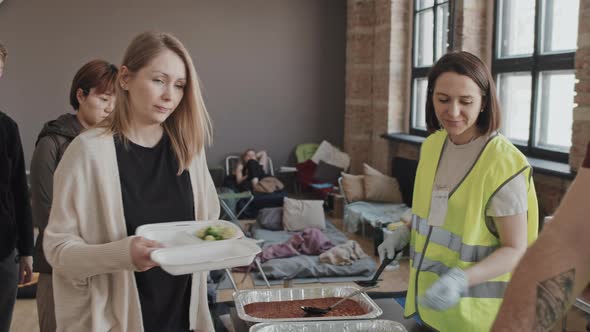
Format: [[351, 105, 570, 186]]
[[43, 32, 219, 332], [379, 51, 538, 331]]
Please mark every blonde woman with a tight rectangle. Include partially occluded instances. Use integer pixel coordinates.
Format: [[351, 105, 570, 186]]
[[43, 32, 219, 332]]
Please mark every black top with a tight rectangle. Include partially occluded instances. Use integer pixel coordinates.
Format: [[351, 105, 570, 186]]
[[115, 134, 194, 332], [242, 159, 267, 181], [0, 111, 34, 260]]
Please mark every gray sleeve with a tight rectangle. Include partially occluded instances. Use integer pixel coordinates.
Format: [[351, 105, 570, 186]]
[[30, 136, 59, 230], [486, 172, 528, 217]]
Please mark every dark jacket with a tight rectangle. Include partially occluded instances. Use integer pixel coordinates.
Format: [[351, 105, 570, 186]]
[[0, 111, 34, 260], [30, 113, 82, 273]]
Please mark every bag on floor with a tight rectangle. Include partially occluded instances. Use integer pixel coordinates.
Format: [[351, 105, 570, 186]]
[[253, 177, 284, 193]]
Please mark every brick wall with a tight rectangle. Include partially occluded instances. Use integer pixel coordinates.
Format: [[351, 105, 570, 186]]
[[344, 0, 411, 174], [534, 174, 572, 219], [390, 141, 420, 161], [571, 0, 590, 170], [451, 0, 493, 65], [369, 0, 395, 173], [345, 0, 375, 173]]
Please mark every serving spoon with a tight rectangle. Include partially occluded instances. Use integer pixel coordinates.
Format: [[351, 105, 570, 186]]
[[300, 285, 377, 315], [355, 249, 402, 287]]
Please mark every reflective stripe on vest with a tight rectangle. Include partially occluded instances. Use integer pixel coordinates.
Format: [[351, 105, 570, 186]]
[[409, 246, 507, 299], [412, 215, 498, 262]]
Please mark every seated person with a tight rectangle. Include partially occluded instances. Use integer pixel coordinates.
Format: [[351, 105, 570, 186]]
[[235, 149, 269, 189], [233, 149, 286, 218]]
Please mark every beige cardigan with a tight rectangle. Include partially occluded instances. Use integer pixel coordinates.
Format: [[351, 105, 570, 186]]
[[43, 128, 220, 332]]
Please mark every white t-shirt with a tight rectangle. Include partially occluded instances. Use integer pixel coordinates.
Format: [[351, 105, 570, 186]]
[[432, 134, 528, 221]]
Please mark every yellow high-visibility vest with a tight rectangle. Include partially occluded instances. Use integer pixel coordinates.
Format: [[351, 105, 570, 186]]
[[404, 130, 538, 331]]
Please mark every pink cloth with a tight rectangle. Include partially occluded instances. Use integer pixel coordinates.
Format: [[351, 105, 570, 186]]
[[298, 228, 335, 255], [259, 228, 334, 263]]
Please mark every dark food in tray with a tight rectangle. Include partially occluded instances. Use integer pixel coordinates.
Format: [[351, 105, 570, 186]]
[[244, 297, 368, 319]]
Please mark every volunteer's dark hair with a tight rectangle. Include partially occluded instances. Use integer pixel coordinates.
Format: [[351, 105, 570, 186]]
[[425, 51, 501, 135]]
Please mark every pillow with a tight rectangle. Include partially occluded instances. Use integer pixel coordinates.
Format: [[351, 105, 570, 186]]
[[282, 197, 326, 231], [363, 163, 383, 176], [311, 140, 350, 170], [341, 173, 365, 202], [256, 207, 284, 231], [312, 161, 344, 184], [364, 174, 404, 203]]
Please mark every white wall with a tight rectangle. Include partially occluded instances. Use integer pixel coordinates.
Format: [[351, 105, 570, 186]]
[[0, 0, 346, 168]]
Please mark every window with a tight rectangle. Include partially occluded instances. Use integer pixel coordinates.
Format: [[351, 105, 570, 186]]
[[493, 0, 579, 161], [410, 0, 451, 134]]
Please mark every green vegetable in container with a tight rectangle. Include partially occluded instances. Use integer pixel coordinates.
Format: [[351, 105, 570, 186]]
[[196, 228, 207, 239], [195, 225, 236, 241]]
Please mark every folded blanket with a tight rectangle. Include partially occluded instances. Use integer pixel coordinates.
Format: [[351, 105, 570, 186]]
[[319, 240, 368, 266]]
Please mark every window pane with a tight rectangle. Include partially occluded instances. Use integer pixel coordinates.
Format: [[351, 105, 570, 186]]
[[497, 0, 535, 58], [534, 71, 575, 152], [412, 78, 429, 130], [540, 0, 579, 53], [415, 9, 434, 67], [416, 0, 435, 10], [497, 73, 532, 145], [435, 3, 449, 61], [436, 0, 449, 3]]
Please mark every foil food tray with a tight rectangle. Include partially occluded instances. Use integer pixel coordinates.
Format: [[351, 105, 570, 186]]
[[234, 286, 383, 323], [249, 320, 407, 332]]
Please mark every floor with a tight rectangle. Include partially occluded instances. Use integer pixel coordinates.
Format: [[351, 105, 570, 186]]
[[10, 216, 589, 331]]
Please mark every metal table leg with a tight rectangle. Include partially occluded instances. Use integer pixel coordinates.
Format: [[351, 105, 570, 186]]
[[218, 193, 254, 221], [219, 199, 236, 220], [218, 192, 255, 233], [254, 257, 271, 289], [235, 195, 255, 219], [362, 220, 366, 238], [224, 268, 239, 292]]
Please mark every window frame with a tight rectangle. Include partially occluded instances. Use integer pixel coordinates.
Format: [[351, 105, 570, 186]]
[[492, 0, 576, 163], [409, 0, 453, 136]]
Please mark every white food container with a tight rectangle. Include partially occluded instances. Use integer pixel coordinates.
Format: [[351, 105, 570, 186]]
[[136, 220, 260, 275]]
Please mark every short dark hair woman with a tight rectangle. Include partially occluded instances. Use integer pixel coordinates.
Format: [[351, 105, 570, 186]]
[[30, 59, 117, 332]]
